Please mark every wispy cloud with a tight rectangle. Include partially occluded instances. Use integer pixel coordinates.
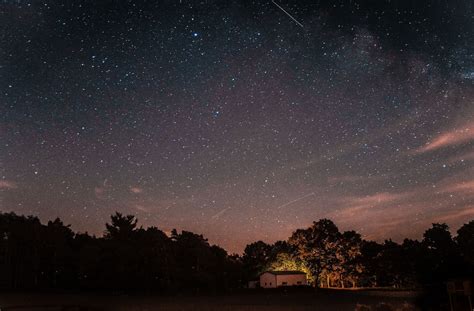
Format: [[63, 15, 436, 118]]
[[415, 120, 473, 153], [0, 180, 18, 190], [328, 175, 386, 185], [94, 179, 111, 199], [448, 150, 474, 164], [337, 191, 414, 212], [130, 186, 143, 194], [441, 180, 474, 196], [433, 206, 474, 222], [325, 190, 418, 231], [94, 187, 105, 196], [326, 174, 474, 242], [435, 168, 474, 197]]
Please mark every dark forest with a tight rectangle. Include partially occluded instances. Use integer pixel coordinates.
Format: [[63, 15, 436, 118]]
[[1, 212, 472, 295]]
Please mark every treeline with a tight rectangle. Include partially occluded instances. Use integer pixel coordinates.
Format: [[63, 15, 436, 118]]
[[0, 212, 473, 292], [0, 212, 242, 292], [242, 219, 473, 289]]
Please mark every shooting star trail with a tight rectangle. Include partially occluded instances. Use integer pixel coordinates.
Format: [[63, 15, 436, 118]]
[[271, 0, 304, 28], [211, 206, 232, 219], [276, 192, 315, 209]]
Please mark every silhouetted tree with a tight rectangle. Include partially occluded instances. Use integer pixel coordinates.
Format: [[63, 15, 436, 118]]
[[0, 211, 472, 296], [134, 226, 173, 290], [42, 218, 75, 288], [456, 220, 474, 266], [358, 240, 384, 287], [335, 230, 363, 288], [289, 219, 341, 287], [242, 241, 272, 281], [104, 212, 138, 240], [400, 239, 424, 287], [422, 223, 462, 284]]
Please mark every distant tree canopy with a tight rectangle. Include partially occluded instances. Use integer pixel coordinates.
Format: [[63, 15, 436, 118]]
[[104, 212, 138, 240], [242, 219, 473, 289], [0, 212, 242, 292], [0, 211, 472, 292], [456, 220, 474, 265]]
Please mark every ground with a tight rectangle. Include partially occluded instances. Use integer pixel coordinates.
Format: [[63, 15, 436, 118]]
[[0, 289, 423, 311]]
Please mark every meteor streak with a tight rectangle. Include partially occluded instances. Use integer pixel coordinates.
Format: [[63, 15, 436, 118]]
[[271, 0, 304, 28], [276, 192, 315, 209], [212, 206, 232, 219]]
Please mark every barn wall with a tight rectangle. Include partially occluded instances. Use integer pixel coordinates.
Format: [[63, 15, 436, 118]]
[[276, 274, 307, 287], [260, 272, 277, 288]]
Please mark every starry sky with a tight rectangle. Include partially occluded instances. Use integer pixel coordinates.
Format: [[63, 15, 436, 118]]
[[1, 0, 473, 253]]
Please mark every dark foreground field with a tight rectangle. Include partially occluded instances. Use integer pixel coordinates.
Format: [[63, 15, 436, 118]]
[[0, 289, 422, 311]]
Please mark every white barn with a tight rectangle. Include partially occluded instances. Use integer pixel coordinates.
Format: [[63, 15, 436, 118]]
[[259, 271, 307, 288]]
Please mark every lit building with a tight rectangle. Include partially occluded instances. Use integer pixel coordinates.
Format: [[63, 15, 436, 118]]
[[259, 271, 307, 288]]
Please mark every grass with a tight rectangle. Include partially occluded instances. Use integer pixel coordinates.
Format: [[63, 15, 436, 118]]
[[0, 289, 421, 311]]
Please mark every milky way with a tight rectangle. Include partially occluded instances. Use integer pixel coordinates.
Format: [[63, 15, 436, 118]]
[[1, 0, 473, 253]]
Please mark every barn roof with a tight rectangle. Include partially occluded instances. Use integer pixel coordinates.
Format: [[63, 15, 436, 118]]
[[262, 271, 306, 275]]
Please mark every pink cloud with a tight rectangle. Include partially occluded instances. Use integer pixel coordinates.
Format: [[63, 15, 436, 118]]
[[94, 187, 105, 196], [0, 180, 18, 190], [327, 191, 417, 223], [448, 150, 474, 164], [416, 120, 473, 153], [435, 168, 474, 197], [434, 206, 474, 222], [442, 180, 474, 195], [328, 175, 364, 184], [94, 179, 112, 199], [341, 191, 413, 208], [329, 182, 472, 242], [130, 187, 143, 194], [328, 175, 386, 185]]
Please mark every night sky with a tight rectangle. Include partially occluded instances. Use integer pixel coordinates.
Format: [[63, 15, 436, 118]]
[[1, 0, 473, 253]]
